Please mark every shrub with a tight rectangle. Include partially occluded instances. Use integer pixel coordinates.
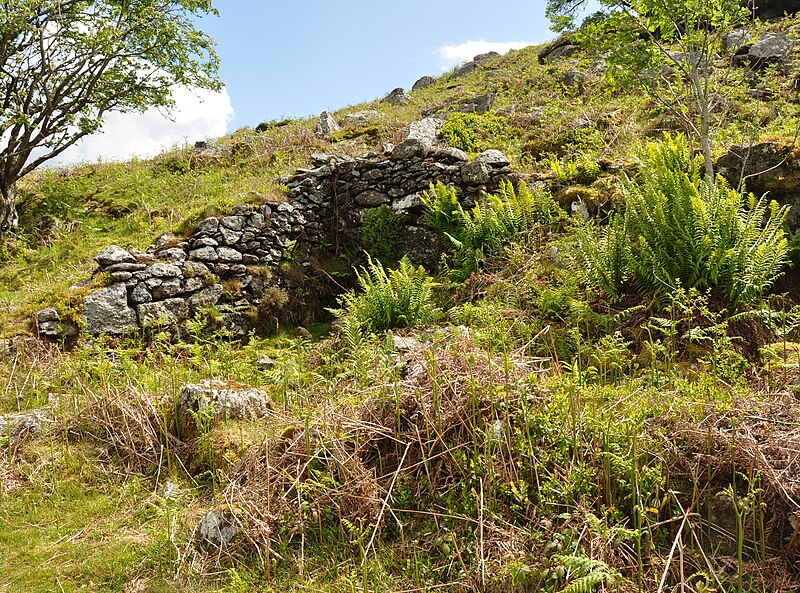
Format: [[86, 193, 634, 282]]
[[577, 135, 789, 306], [329, 255, 440, 332], [423, 180, 563, 280], [361, 205, 403, 263], [439, 112, 507, 153]]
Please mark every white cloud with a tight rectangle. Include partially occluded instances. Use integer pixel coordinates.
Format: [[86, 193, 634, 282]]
[[49, 86, 235, 165], [435, 40, 540, 71]]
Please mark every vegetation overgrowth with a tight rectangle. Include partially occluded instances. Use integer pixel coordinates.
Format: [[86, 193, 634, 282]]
[[2, 13, 800, 593]]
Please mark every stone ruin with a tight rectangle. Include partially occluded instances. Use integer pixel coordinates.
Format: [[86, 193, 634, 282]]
[[35, 138, 519, 338]]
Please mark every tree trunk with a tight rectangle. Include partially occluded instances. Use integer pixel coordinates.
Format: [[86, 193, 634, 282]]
[[0, 180, 19, 237]]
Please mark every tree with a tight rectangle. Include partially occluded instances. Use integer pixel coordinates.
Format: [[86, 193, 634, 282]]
[[546, 0, 751, 181], [0, 0, 220, 236]]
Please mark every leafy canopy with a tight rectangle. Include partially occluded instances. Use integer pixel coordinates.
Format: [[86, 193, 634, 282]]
[[0, 0, 220, 232]]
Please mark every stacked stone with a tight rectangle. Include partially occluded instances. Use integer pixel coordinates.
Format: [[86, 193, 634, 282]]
[[281, 139, 514, 265], [72, 142, 515, 335]]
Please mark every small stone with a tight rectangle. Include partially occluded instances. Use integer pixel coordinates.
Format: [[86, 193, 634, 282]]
[[193, 237, 219, 247], [152, 278, 182, 300], [190, 247, 218, 261], [221, 216, 245, 232], [137, 298, 189, 327], [157, 248, 187, 262], [94, 245, 136, 267], [130, 283, 152, 305], [391, 138, 429, 161], [218, 226, 243, 245], [187, 284, 224, 309], [355, 190, 389, 206], [256, 354, 275, 370], [474, 149, 510, 168], [434, 147, 469, 163], [195, 217, 219, 235], [216, 247, 243, 262], [148, 263, 182, 278], [110, 271, 133, 282], [461, 161, 492, 185], [198, 510, 238, 550]]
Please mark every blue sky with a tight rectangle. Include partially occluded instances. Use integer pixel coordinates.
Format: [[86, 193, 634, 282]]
[[56, 1, 555, 163], [203, 0, 555, 128]]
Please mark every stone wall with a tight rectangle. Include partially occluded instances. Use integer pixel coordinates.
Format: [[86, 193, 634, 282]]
[[55, 138, 518, 336]]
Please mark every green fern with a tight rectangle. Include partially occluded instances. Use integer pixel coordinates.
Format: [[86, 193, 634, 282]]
[[424, 180, 563, 280], [553, 554, 622, 593], [329, 254, 441, 332], [577, 134, 789, 306]]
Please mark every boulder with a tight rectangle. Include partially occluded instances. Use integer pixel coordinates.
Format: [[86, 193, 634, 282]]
[[538, 37, 579, 63], [461, 161, 492, 185], [384, 87, 411, 105], [752, 0, 800, 20], [452, 61, 478, 79], [94, 245, 136, 268], [315, 111, 340, 139], [561, 68, 585, 90], [412, 75, 436, 91], [82, 283, 137, 335], [473, 51, 500, 63], [474, 149, 511, 168], [176, 379, 271, 440], [406, 117, 442, 148], [434, 147, 469, 163], [725, 29, 751, 51], [749, 32, 795, 67]]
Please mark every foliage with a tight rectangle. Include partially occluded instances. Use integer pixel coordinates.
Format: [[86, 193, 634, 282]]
[[361, 205, 404, 263], [439, 112, 508, 153], [577, 135, 789, 305], [329, 254, 440, 332], [547, 0, 750, 179], [423, 180, 563, 280], [0, 0, 220, 234]]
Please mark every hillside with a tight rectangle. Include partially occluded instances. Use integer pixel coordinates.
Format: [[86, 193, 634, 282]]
[[3, 13, 800, 593]]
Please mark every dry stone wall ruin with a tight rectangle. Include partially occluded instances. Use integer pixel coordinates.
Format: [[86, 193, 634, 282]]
[[50, 138, 518, 337]]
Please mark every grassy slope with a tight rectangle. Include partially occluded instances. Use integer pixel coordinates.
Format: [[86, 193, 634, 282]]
[[2, 17, 800, 593]]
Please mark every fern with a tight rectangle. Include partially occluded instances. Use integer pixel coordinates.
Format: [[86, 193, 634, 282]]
[[329, 254, 441, 333], [424, 180, 563, 280], [553, 554, 622, 593], [578, 134, 789, 306]]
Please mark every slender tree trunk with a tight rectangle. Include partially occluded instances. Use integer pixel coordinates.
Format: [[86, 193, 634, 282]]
[[0, 180, 19, 237]]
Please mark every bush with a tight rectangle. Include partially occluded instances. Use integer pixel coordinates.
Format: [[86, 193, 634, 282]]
[[361, 205, 403, 263], [329, 255, 440, 332], [440, 112, 508, 153], [577, 135, 789, 306], [423, 180, 563, 280]]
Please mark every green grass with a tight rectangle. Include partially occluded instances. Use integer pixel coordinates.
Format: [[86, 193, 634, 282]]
[[2, 15, 800, 592]]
